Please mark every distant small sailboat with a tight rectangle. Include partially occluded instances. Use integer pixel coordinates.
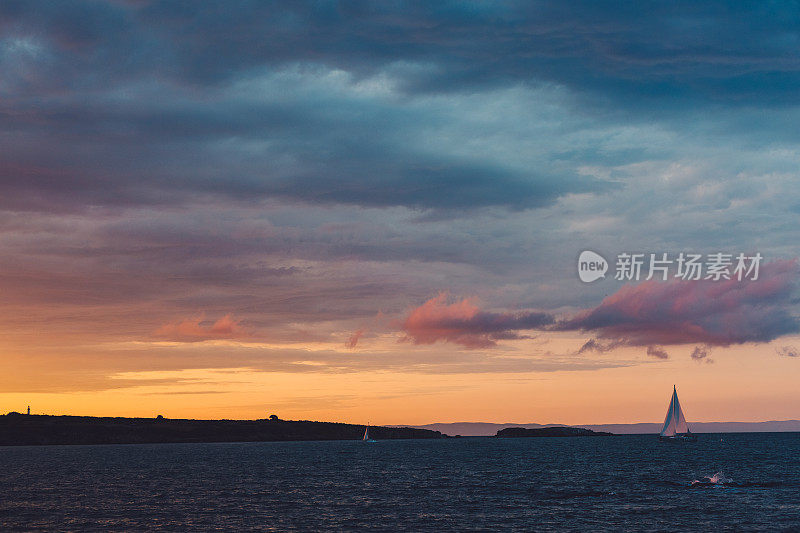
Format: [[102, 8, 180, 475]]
[[363, 424, 377, 443], [659, 385, 697, 442]]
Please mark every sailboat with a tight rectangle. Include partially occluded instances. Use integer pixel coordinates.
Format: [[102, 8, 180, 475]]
[[363, 423, 377, 443], [658, 385, 697, 442]]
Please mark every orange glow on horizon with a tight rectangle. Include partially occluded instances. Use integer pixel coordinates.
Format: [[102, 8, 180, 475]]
[[3, 335, 799, 426]]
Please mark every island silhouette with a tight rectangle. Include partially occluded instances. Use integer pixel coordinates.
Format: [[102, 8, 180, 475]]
[[0, 412, 442, 446], [495, 426, 613, 438]]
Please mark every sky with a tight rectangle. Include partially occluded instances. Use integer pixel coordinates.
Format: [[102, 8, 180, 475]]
[[1, 1, 800, 425]]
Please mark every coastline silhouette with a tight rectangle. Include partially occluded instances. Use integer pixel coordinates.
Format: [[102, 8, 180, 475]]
[[0, 413, 442, 446]]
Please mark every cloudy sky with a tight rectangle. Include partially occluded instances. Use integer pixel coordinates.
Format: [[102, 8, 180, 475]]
[[2, 1, 799, 424]]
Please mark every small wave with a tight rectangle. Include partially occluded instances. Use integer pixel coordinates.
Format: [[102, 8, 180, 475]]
[[528, 485, 616, 499], [735, 481, 783, 488], [659, 480, 689, 488], [545, 489, 616, 499]]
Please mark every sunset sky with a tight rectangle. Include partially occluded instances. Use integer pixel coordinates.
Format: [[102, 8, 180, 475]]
[[2, 1, 799, 425]]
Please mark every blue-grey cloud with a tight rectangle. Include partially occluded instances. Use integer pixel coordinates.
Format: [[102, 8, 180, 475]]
[[6, 1, 799, 103], [6, 1, 800, 214]]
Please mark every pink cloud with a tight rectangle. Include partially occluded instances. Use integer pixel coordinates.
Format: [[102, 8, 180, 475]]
[[155, 314, 247, 342], [560, 259, 799, 347], [346, 329, 364, 349], [401, 292, 553, 349], [397, 260, 798, 352]]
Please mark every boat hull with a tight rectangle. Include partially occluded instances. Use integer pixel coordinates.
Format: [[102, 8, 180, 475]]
[[658, 434, 697, 442]]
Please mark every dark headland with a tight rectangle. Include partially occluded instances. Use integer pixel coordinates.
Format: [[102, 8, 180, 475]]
[[0, 413, 443, 446], [496, 426, 614, 438]]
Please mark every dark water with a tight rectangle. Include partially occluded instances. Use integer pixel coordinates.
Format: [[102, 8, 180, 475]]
[[2, 433, 800, 531]]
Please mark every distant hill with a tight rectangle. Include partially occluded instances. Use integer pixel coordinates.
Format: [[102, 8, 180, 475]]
[[413, 420, 800, 436], [496, 426, 614, 438], [0, 413, 443, 446]]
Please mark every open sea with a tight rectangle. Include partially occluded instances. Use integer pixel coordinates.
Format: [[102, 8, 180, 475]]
[[1, 433, 799, 531]]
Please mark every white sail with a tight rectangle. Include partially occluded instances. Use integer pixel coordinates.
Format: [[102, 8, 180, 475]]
[[660, 394, 676, 436], [673, 392, 689, 434], [660, 385, 691, 437], [363, 425, 369, 441]]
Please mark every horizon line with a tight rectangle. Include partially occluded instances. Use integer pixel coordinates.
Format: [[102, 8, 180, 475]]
[[7, 412, 800, 427]]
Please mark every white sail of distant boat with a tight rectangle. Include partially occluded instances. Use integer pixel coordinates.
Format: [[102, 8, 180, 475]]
[[363, 423, 376, 443], [659, 385, 697, 441]]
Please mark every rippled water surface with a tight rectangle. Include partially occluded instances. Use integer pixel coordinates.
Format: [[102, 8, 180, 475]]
[[2, 433, 800, 531]]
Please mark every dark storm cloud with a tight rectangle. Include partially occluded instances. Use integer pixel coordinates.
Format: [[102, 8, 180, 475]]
[[0, 1, 606, 213], [0, 67, 603, 212], [4, 1, 800, 213], [11, 0, 796, 101]]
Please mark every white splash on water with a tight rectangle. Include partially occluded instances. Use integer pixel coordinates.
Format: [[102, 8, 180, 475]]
[[691, 471, 732, 486]]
